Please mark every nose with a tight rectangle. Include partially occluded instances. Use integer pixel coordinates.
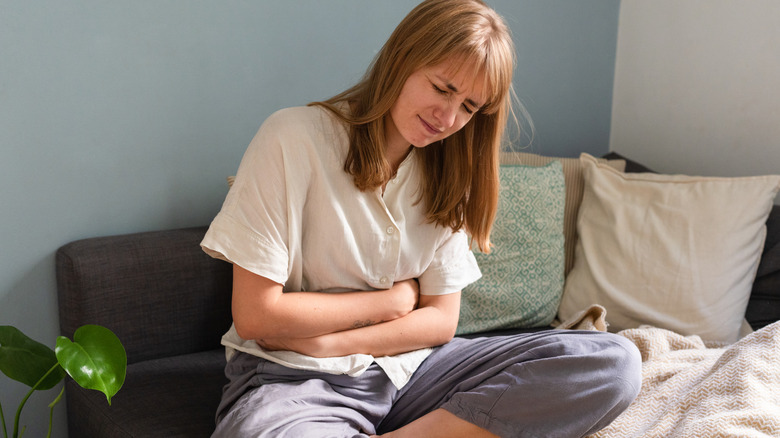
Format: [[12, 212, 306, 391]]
[[433, 101, 458, 130]]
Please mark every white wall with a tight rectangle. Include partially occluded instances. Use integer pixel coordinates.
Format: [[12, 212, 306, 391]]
[[611, 0, 780, 203]]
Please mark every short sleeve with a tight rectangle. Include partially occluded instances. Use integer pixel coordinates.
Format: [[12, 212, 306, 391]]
[[417, 230, 482, 295], [201, 109, 308, 285]]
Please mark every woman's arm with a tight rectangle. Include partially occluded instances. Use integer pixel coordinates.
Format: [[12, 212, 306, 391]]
[[256, 292, 461, 358], [231, 264, 419, 341]]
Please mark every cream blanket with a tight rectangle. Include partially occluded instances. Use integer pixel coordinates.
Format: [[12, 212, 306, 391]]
[[590, 320, 780, 438]]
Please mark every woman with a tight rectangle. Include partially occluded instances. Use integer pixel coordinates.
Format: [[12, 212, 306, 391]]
[[202, 1, 641, 436]]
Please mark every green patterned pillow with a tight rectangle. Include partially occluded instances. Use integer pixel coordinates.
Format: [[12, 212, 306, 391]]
[[456, 161, 566, 335]]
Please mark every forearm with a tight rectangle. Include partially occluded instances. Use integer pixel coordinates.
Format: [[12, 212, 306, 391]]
[[232, 265, 418, 340], [258, 292, 461, 358], [322, 302, 458, 357], [258, 289, 411, 338]]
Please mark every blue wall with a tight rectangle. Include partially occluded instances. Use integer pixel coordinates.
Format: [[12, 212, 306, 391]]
[[0, 1, 618, 436], [499, 0, 621, 155]]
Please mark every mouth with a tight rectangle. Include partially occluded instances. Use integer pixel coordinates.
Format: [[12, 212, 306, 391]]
[[418, 116, 442, 136]]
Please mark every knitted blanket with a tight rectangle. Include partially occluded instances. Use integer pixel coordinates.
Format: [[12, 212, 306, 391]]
[[591, 321, 780, 438]]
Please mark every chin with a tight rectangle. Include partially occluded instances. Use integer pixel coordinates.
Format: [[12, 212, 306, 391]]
[[411, 137, 442, 148]]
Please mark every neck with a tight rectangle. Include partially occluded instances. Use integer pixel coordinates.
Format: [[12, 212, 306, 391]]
[[387, 145, 412, 177], [384, 115, 412, 175]]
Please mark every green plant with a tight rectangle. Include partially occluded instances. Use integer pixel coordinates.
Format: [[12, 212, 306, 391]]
[[0, 324, 126, 438]]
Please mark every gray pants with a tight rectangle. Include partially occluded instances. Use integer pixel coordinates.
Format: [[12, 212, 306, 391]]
[[212, 330, 641, 438]]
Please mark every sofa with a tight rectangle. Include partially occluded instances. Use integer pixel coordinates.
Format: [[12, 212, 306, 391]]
[[56, 152, 780, 437]]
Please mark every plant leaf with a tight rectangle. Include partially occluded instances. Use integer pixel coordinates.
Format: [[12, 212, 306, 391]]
[[55, 325, 127, 405], [0, 326, 65, 390]]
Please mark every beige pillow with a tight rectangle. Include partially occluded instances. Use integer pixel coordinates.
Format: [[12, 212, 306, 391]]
[[500, 151, 626, 275], [559, 153, 780, 344]]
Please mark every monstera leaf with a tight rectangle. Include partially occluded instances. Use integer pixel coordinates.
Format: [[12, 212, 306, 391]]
[[1, 324, 126, 438], [55, 324, 127, 405], [0, 326, 66, 390]]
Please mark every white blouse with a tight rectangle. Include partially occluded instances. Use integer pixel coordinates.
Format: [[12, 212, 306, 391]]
[[201, 105, 481, 388]]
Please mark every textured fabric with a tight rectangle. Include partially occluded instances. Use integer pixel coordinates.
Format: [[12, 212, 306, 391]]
[[746, 204, 780, 330], [500, 151, 626, 275], [201, 105, 481, 385], [555, 304, 609, 332], [592, 321, 780, 438], [65, 349, 226, 438], [56, 227, 233, 364], [607, 152, 780, 332], [560, 153, 780, 344], [213, 330, 641, 438], [213, 354, 394, 437], [457, 162, 565, 335]]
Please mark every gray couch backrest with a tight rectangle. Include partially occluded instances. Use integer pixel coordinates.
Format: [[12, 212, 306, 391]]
[[746, 204, 780, 329], [56, 227, 232, 364]]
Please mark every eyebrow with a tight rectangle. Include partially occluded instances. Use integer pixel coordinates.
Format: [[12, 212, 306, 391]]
[[436, 75, 484, 109]]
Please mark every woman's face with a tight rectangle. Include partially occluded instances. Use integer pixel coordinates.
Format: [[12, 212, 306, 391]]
[[386, 59, 487, 153]]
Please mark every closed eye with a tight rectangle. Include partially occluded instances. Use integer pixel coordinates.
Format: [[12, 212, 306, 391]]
[[432, 83, 475, 114]]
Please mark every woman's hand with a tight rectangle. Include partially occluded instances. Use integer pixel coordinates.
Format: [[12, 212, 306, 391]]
[[386, 278, 420, 318]]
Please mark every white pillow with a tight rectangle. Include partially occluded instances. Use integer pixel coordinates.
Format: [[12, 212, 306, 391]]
[[559, 153, 780, 344]]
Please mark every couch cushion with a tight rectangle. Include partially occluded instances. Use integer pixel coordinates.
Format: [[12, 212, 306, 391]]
[[604, 152, 780, 331], [457, 162, 566, 335], [56, 227, 233, 364], [500, 152, 626, 275], [65, 349, 226, 437], [559, 153, 780, 344]]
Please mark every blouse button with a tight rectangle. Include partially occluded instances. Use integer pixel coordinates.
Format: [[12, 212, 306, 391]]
[[379, 276, 389, 284], [386, 226, 395, 235]]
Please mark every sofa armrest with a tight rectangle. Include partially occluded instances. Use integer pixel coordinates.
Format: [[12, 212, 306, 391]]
[[56, 227, 233, 364]]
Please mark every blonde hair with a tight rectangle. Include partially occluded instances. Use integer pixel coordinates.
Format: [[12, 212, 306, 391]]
[[311, 0, 515, 252]]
